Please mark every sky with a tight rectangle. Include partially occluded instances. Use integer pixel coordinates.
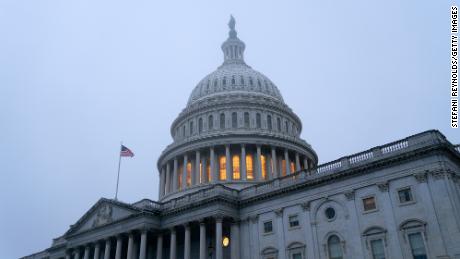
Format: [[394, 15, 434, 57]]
[[0, 0, 456, 258]]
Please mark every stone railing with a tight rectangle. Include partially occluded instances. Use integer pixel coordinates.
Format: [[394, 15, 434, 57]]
[[149, 130, 452, 209]]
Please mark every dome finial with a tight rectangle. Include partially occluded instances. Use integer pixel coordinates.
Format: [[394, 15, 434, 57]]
[[228, 15, 237, 38]]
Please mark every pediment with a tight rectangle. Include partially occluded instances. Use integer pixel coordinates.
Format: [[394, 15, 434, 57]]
[[66, 198, 140, 236]]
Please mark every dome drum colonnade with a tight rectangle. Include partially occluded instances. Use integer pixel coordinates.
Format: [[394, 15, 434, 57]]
[[157, 16, 317, 201]]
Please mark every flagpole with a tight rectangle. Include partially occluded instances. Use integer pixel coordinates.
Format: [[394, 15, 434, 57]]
[[115, 141, 122, 201]]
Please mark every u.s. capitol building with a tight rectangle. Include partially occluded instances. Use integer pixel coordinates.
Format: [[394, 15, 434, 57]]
[[24, 17, 460, 259]]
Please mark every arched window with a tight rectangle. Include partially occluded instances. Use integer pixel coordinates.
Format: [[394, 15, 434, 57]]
[[256, 113, 261, 128], [232, 112, 237, 128], [232, 155, 240, 180], [208, 115, 214, 130], [249, 77, 254, 87], [246, 154, 254, 180], [285, 121, 289, 133], [281, 159, 287, 176], [222, 77, 227, 87], [198, 118, 203, 133], [267, 115, 272, 130], [182, 125, 186, 137], [178, 164, 183, 190], [240, 76, 245, 85], [261, 154, 267, 179], [189, 121, 194, 135], [290, 161, 296, 173], [214, 79, 218, 88], [244, 112, 250, 128], [400, 220, 428, 259], [206, 163, 211, 182], [220, 113, 226, 129], [219, 156, 227, 180], [257, 79, 262, 89], [328, 235, 343, 259], [206, 80, 210, 92], [277, 118, 281, 131], [231, 76, 236, 85]]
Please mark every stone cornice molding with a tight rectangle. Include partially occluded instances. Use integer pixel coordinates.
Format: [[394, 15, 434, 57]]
[[414, 172, 428, 183], [249, 215, 259, 223], [344, 190, 355, 200], [274, 208, 284, 217], [300, 201, 311, 211]]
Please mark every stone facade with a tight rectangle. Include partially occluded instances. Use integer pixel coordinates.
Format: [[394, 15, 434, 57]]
[[22, 17, 460, 259]]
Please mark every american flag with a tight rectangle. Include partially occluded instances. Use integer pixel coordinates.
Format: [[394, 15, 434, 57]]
[[120, 145, 134, 157]]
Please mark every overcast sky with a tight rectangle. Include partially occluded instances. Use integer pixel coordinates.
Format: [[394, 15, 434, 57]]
[[0, 0, 456, 258]]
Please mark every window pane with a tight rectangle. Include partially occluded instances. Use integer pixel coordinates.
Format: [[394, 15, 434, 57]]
[[328, 236, 343, 259], [408, 233, 427, 259], [398, 188, 413, 203], [219, 156, 227, 180], [246, 154, 254, 180], [186, 162, 192, 186], [363, 197, 376, 211], [289, 215, 299, 228], [281, 159, 286, 176], [261, 155, 267, 180], [232, 155, 240, 180], [370, 239, 386, 259], [264, 221, 273, 233], [292, 253, 302, 259]]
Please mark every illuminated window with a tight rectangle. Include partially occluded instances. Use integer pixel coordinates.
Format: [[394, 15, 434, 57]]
[[199, 162, 202, 183], [232, 155, 240, 180], [290, 161, 295, 173], [219, 156, 227, 180], [222, 236, 230, 247], [246, 154, 254, 180], [261, 155, 267, 180], [178, 164, 183, 189], [186, 162, 192, 186], [207, 163, 211, 182], [281, 159, 287, 176]]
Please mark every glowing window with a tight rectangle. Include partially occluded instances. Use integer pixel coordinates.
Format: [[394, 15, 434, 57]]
[[178, 164, 183, 189], [232, 155, 240, 180], [207, 163, 211, 182], [219, 156, 227, 180], [261, 155, 267, 179], [290, 161, 295, 173], [222, 236, 230, 247], [199, 161, 202, 183], [281, 159, 286, 176], [246, 154, 254, 180], [186, 162, 192, 186]]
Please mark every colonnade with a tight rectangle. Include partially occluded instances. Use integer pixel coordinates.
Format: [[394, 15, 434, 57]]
[[159, 144, 313, 198], [65, 218, 238, 259]]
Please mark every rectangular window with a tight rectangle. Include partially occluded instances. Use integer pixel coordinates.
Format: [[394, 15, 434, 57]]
[[232, 155, 240, 180], [263, 221, 273, 233], [261, 155, 267, 179], [398, 188, 414, 203], [363, 196, 377, 212], [408, 233, 427, 259], [219, 156, 226, 180], [246, 154, 254, 180], [289, 215, 300, 228], [292, 253, 302, 259], [186, 162, 192, 186], [370, 239, 386, 259]]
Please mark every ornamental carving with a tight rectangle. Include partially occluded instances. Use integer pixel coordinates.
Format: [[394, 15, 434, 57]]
[[344, 190, 355, 200], [300, 201, 311, 211], [414, 172, 428, 183], [377, 182, 389, 192], [92, 204, 113, 228], [274, 208, 284, 217]]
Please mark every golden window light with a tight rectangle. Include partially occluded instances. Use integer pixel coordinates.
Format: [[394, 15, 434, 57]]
[[219, 156, 227, 180], [232, 155, 240, 180], [261, 154, 267, 179], [246, 154, 254, 180]]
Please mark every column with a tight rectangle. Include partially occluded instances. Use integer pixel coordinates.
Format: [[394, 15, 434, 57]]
[[83, 246, 90, 259], [216, 218, 223, 259], [256, 145, 262, 181], [156, 234, 163, 259], [184, 224, 191, 259], [127, 233, 134, 259], [295, 153, 301, 171], [103, 238, 111, 259], [93, 243, 100, 259], [241, 145, 247, 180], [139, 229, 148, 259], [182, 155, 188, 189], [173, 158, 178, 192], [210, 147, 217, 182], [165, 162, 171, 194], [303, 158, 309, 171], [73, 250, 81, 259], [170, 228, 177, 259], [271, 147, 278, 178], [159, 167, 166, 198], [199, 221, 207, 259], [195, 150, 201, 185], [284, 149, 291, 175], [230, 221, 240, 259], [115, 235, 122, 259], [225, 145, 231, 181]]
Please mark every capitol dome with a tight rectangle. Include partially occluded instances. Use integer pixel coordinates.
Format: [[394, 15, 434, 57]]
[[157, 16, 318, 201]]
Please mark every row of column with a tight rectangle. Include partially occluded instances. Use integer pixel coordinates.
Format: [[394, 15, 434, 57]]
[[159, 145, 312, 198], [66, 219, 239, 259]]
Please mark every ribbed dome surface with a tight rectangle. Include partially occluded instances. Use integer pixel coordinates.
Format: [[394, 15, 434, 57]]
[[187, 63, 284, 107]]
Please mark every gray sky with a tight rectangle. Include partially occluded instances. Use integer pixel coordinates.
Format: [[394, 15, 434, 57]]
[[0, 0, 456, 258]]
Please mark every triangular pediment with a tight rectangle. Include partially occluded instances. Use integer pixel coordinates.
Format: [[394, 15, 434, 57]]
[[66, 198, 141, 236]]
